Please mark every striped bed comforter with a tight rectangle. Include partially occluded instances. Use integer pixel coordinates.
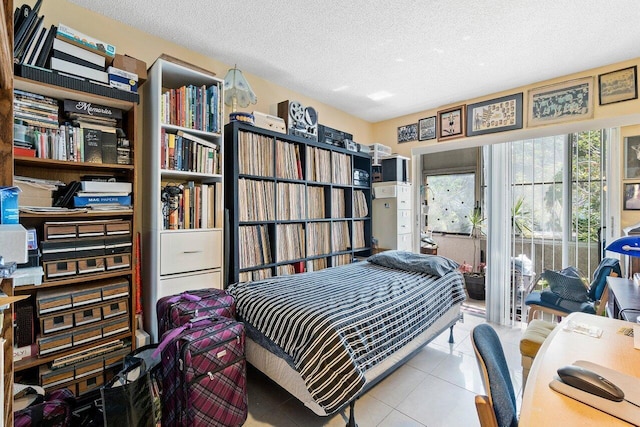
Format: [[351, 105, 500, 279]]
[[227, 261, 466, 414]]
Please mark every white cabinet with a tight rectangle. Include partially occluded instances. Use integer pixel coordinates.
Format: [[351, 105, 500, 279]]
[[372, 182, 413, 251], [142, 58, 224, 341]]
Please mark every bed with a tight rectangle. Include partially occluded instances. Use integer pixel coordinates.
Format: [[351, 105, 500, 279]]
[[227, 251, 466, 422]]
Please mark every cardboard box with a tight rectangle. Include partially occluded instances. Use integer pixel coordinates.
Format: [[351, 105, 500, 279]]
[[112, 54, 147, 84], [14, 180, 56, 205], [0, 186, 20, 224]]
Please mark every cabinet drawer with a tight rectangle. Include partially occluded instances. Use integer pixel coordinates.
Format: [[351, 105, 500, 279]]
[[77, 374, 104, 395], [105, 253, 131, 271], [158, 271, 221, 300], [396, 184, 411, 204], [160, 230, 222, 275], [41, 313, 74, 334], [44, 260, 77, 280], [397, 233, 413, 251], [74, 306, 102, 326], [397, 210, 412, 233], [77, 223, 105, 238], [102, 299, 128, 319], [77, 257, 105, 275]]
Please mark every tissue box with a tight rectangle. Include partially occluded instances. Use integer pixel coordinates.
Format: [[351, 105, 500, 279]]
[[0, 224, 28, 263], [0, 186, 20, 224]]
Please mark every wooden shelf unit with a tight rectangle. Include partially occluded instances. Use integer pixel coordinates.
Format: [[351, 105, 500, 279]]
[[9, 74, 139, 398]]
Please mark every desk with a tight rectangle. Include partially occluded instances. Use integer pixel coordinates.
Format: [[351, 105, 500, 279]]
[[606, 276, 640, 321], [519, 312, 640, 426]]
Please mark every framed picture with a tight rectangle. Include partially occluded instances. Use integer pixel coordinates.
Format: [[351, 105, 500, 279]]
[[624, 182, 640, 210], [418, 116, 436, 141], [466, 93, 523, 136], [598, 65, 638, 105], [527, 77, 594, 127], [397, 123, 418, 143], [624, 135, 640, 179], [437, 105, 465, 141]]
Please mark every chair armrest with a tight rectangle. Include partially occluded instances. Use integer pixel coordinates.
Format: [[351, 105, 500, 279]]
[[475, 395, 499, 427]]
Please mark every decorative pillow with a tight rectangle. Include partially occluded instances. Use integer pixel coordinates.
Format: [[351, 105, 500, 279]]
[[367, 250, 459, 277], [542, 267, 588, 302]]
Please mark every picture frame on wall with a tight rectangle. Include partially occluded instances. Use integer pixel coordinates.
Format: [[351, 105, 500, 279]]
[[397, 123, 418, 143], [418, 116, 436, 141], [598, 65, 638, 106], [466, 93, 523, 137], [624, 182, 640, 210], [527, 77, 594, 127], [437, 105, 465, 141], [624, 135, 640, 179]]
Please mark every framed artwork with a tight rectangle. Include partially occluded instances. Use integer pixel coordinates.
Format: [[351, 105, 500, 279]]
[[437, 105, 465, 141], [418, 116, 436, 141], [527, 77, 594, 127], [624, 183, 640, 210], [397, 123, 418, 143], [624, 135, 640, 179], [598, 65, 638, 105], [466, 93, 523, 136]]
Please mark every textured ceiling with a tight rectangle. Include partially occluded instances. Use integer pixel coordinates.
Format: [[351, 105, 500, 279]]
[[69, 0, 640, 123]]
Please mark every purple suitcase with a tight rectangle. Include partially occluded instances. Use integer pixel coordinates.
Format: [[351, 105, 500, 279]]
[[156, 288, 236, 337], [155, 318, 248, 427]]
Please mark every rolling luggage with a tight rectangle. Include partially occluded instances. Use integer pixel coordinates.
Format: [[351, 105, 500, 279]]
[[155, 318, 248, 427], [156, 288, 236, 337]]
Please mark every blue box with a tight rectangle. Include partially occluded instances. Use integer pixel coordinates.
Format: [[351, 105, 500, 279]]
[[0, 186, 20, 224], [108, 72, 138, 93]]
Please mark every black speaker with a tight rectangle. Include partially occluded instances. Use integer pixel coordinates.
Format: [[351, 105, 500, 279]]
[[382, 157, 409, 182]]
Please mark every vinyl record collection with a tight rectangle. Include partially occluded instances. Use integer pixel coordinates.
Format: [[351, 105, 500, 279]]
[[238, 131, 274, 176]]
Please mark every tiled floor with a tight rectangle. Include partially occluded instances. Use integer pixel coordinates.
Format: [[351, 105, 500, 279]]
[[244, 313, 525, 426]]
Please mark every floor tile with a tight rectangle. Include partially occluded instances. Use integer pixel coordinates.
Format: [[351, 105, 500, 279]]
[[368, 364, 427, 407], [406, 342, 451, 373], [396, 375, 480, 427], [429, 348, 485, 395], [377, 410, 425, 427]]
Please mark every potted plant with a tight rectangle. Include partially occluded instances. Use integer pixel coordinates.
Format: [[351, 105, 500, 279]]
[[464, 205, 486, 300]]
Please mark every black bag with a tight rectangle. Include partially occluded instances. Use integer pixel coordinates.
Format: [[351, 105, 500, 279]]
[[100, 345, 161, 427]]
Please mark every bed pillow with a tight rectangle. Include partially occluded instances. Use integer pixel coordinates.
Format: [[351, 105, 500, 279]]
[[367, 250, 459, 277], [542, 267, 588, 302]]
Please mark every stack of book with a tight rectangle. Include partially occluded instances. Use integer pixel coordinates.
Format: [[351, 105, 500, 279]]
[[50, 23, 115, 85], [63, 99, 130, 164], [13, 89, 59, 158], [73, 179, 132, 211]]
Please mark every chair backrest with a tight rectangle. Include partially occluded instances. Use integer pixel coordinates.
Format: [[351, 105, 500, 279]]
[[471, 324, 518, 427], [587, 257, 621, 301]]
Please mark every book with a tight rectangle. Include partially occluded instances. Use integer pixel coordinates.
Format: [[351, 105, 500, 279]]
[[25, 26, 46, 65], [52, 37, 105, 68], [52, 50, 104, 71], [20, 17, 44, 64], [56, 23, 115, 62], [73, 195, 131, 207], [35, 25, 57, 68], [83, 128, 102, 163], [101, 131, 117, 164], [50, 57, 109, 83], [76, 192, 130, 197], [80, 181, 132, 193]]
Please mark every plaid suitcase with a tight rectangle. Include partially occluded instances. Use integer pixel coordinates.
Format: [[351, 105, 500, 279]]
[[155, 318, 247, 427], [156, 288, 236, 337]]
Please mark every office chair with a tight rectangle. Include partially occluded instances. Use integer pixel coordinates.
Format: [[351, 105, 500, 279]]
[[471, 324, 518, 427]]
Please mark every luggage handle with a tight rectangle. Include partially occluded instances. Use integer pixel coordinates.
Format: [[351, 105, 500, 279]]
[[167, 291, 202, 304], [152, 318, 211, 357]]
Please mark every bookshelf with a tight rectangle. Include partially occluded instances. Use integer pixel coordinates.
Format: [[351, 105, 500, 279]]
[[9, 75, 138, 400], [224, 121, 372, 284], [142, 58, 225, 342]]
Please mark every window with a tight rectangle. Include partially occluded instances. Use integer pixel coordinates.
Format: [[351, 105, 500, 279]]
[[425, 173, 476, 234]]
